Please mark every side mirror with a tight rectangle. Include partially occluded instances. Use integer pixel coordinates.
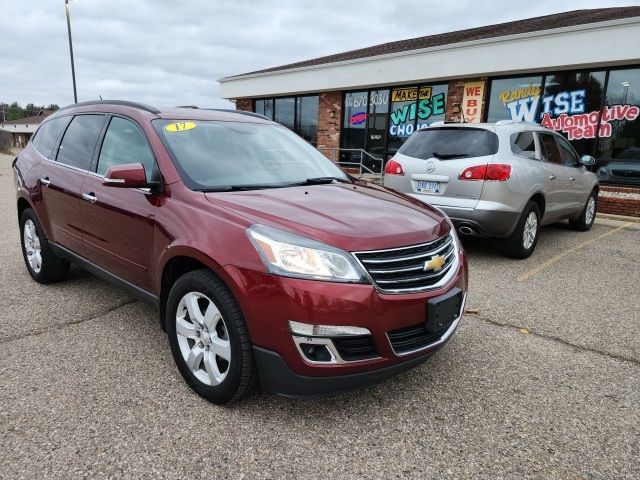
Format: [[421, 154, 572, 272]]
[[580, 155, 596, 166], [103, 163, 148, 188]]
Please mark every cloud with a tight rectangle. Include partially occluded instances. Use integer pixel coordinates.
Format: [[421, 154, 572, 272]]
[[0, 0, 635, 109]]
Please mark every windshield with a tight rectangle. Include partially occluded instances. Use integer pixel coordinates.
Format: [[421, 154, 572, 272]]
[[398, 127, 499, 160], [153, 120, 348, 190]]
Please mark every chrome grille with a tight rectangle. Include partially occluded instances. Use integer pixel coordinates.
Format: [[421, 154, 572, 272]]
[[353, 233, 458, 293]]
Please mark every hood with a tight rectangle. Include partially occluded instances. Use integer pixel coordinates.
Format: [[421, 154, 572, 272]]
[[205, 182, 450, 251]]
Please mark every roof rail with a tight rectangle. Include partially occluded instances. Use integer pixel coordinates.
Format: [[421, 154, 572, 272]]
[[207, 108, 270, 121], [57, 100, 161, 114]]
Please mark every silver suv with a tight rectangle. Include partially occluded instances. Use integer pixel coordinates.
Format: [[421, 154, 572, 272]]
[[383, 121, 599, 258]]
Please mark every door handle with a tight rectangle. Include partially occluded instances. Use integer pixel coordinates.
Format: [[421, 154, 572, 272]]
[[40, 177, 51, 187], [549, 175, 556, 180], [569, 176, 576, 181], [82, 192, 97, 204]]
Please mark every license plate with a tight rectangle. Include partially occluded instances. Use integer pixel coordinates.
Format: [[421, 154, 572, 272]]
[[425, 288, 463, 333], [417, 180, 440, 193]]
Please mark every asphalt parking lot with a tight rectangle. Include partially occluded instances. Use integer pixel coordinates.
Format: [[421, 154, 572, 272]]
[[0, 153, 638, 479]]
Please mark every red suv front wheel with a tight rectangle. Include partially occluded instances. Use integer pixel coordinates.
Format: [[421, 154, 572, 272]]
[[166, 269, 257, 404]]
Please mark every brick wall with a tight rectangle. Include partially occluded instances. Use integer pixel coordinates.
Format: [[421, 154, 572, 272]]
[[598, 185, 640, 217], [235, 98, 252, 112], [445, 78, 489, 123], [317, 91, 342, 161]]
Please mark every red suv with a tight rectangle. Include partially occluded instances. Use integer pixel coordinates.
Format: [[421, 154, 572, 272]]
[[13, 101, 468, 404]]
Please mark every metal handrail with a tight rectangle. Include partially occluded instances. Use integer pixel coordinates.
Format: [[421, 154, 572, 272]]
[[317, 147, 383, 176]]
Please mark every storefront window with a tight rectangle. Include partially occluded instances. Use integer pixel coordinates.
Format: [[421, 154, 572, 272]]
[[387, 86, 419, 155], [264, 99, 274, 120], [596, 68, 640, 186], [486, 75, 544, 123], [387, 85, 446, 156], [419, 84, 447, 128], [254, 99, 264, 117], [254, 99, 274, 120], [274, 97, 295, 130], [539, 70, 606, 155], [487, 71, 606, 150], [487, 69, 640, 186], [296, 96, 319, 146], [341, 92, 368, 161], [255, 96, 317, 144]]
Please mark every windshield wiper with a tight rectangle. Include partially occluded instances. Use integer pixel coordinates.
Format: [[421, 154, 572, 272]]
[[199, 184, 289, 192], [199, 177, 351, 192], [432, 151, 469, 159], [293, 177, 352, 186]]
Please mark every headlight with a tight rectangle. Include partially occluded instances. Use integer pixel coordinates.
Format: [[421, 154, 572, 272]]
[[247, 224, 367, 282]]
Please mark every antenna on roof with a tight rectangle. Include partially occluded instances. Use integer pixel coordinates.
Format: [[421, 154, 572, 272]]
[[99, 94, 103, 100]]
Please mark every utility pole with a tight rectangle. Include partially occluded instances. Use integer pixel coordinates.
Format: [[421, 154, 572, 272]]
[[65, 0, 78, 103]]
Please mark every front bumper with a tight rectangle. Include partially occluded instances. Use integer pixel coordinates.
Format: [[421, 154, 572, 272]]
[[254, 345, 436, 397], [222, 251, 468, 396]]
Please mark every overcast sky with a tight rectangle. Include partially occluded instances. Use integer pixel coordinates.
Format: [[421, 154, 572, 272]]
[[0, 0, 636, 110]]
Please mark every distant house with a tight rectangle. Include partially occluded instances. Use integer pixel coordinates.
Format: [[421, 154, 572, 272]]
[[0, 110, 54, 149]]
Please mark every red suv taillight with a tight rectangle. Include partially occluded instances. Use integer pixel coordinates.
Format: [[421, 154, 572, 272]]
[[384, 159, 404, 176], [459, 164, 512, 181]]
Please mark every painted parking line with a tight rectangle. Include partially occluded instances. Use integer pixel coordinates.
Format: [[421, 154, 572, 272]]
[[517, 222, 632, 283]]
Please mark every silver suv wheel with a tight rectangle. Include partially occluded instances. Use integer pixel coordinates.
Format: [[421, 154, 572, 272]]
[[522, 211, 538, 250], [585, 197, 596, 225], [175, 291, 231, 386]]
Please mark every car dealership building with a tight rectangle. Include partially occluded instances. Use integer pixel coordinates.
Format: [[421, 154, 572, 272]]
[[219, 7, 640, 217]]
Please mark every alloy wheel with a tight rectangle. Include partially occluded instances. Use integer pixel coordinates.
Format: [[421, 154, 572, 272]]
[[23, 219, 42, 273], [175, 292, 231, 386], [522, 211, 538, 250], [585, 197, 596, 225]]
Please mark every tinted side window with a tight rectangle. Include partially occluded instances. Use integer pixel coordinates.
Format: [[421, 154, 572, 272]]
[[539, 133, 562, 164], [399, 128, 499, 160], [56, 115, 105, 170], [97, 117, 155, 180], [510, 131, 536, 159], [556, 136, 580, 166], [32, 116, 71, 158]]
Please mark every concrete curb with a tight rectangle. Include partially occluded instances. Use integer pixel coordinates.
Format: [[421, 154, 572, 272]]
[[596, 213, 640, 224]]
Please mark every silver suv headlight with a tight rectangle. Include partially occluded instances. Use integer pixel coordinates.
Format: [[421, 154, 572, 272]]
[[247, 224, 367, 282]]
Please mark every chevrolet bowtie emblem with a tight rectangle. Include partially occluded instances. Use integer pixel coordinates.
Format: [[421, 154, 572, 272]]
[[424, 255, 446, 272]]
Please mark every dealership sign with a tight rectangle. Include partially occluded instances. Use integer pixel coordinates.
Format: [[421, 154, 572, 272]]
[[499, 85, 640, 140], [389, 87, 446, 137]]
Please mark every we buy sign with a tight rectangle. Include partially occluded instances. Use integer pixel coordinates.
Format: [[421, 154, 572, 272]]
[[462, 81, 485, 123]]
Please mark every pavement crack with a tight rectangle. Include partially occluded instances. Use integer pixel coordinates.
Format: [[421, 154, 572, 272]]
[[0, 298, 138, 345], [471, 314, 640, 366]]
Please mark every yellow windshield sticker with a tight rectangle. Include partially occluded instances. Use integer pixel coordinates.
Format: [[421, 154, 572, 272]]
[[164, 121, 197, 132]]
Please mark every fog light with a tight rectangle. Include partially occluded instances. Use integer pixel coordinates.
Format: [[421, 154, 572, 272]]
[[299, 343, 333, 362]]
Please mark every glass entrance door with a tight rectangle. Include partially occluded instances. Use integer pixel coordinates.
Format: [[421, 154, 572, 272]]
[[341, 90, 389, 173], [365, 90, 389, 173]]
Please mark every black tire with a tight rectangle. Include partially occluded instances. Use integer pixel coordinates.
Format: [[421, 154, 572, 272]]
[[501, 201, 541, 259], [569, 190, 597, 232], [19, 208, 70, 283], [166, 269, 257, 404]]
